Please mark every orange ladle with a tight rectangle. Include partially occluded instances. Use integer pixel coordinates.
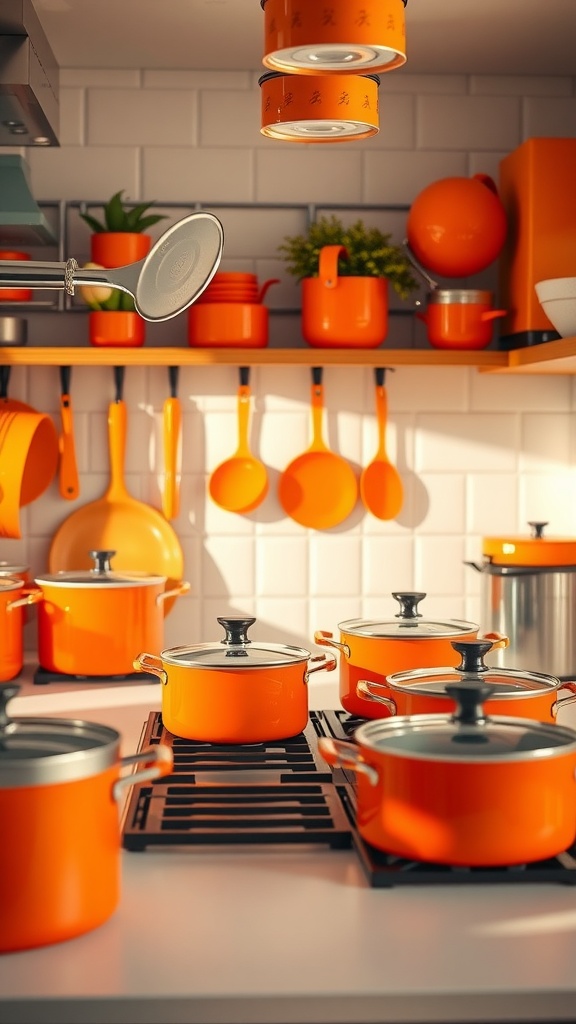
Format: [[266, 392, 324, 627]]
[[278, 367, 358, 530], [208, 367, 269, 514], [360, 367, 403, 520]]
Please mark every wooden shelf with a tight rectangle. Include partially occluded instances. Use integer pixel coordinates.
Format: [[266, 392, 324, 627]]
[[480, 336, 576, 374], [0, 346, 510, 368]]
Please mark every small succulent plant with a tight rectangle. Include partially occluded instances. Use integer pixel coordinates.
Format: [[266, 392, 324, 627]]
[[79, 189, 167, 234]]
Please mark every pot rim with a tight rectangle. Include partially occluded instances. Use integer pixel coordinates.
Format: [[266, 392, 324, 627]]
[[338, 617, 478, 639], [34, 571, 167, 588], [158, 641, 311, 669], [386, 663, 562, 698]]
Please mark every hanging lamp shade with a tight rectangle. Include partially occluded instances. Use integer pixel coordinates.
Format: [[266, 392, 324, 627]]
[[259, 72, 379, 143], [261, 0, 407, 76]]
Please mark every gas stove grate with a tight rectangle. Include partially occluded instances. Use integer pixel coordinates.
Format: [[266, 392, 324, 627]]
[[123, 781, 352, 850], [33, 666, 156, 685]]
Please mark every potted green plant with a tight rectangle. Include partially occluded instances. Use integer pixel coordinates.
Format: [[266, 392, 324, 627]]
[[79, 190, 167, 347], [278, 215, 419, 348]]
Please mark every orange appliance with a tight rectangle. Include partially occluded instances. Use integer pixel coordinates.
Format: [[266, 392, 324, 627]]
[[498, 137, 576, 349]]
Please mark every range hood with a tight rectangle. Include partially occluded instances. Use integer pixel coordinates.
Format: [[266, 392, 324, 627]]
[[0, 0, 59, 147]]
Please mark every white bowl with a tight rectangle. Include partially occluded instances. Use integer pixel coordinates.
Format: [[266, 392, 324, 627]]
[[535, 278, 576, 338]]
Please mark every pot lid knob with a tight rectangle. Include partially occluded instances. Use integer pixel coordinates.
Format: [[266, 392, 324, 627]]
[[446, 679, 493, 726], [451, 639, 493, 673], [392, 592, 426, 620], [0, 683, 19, 734], [217, 616, 256, 647], [89, 549, 116, 574], [528, 521, 548, 539]]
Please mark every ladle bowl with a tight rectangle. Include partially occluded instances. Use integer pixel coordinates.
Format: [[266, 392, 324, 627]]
[[360, 368, 403, 520], [208, 368, 269, 515], [0, 212, 224, 322]]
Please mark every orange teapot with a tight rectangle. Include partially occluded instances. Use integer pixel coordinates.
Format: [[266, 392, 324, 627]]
[[406, 174, 508, 278]]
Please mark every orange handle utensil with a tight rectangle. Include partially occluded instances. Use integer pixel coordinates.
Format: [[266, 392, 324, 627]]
[[162, 366, 181, 520], [58, 365, 80, 501], [360, 367, 403, 520]]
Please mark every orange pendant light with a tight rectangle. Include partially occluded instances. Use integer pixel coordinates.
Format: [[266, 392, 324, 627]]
[[261, 0, 407, 76], [259, 72, 379, 142]]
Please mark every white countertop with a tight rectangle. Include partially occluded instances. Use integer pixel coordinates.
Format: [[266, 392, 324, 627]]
[[2, 668, 576, 1024]]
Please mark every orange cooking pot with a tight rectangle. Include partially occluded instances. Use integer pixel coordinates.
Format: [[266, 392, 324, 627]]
[[406, 174, 508, 278], [0, 576, 35, 681], [133, 615, 337, 742], [302, 245, 388, 349], [319, 679, 576, 866], [314, 591, 500, 718], [415, 289, 507, 350], [0, 682, 172, 952], [28, 550, 190, 677], [358, 638, 576, 723]]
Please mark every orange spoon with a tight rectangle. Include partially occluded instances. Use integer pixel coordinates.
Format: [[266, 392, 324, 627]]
[[162, 366, 182, 520], [278, 367, 358, 529], [209, 367, 269, 514], [360, 367, 404, 520]]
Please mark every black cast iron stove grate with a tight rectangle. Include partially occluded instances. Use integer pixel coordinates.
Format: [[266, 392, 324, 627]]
[[34, 666, 156, 685], [122, 711, 352, 851]]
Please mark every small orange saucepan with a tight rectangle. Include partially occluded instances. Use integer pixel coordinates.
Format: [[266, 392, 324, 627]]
[[319, 680, 576, 866], [314, 591, 502, 718], [0, 683, 173, 952], [134, 615, 337, 743], [357, 638, 576, 723], [29, 550, 190, 677]]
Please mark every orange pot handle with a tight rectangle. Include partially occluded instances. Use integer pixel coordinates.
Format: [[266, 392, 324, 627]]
[[318, 245, 348, 290], [257, 277, 280, 303], [7, 588, 43, 612], [480, 309, 507, 322], [133, 651, 167, 683], [553, 682, 576, 718], [479, 631, 510, 650], [112, 743, 173, 801], [306, 652, 337, 676], [473, 173, 499, 195], [318, 736, 379, 785], [356, 679, 396, 715], [314, 629, 351, 659], [156, 580, 191, 607]]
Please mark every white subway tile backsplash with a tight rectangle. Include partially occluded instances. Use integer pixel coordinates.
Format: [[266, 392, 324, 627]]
[[416, 95, 521, 151], [203, 537, 256, 597], [364, 149, 469, 205], [470, 76, 572, 97], [257, 537, 309, 596], [471, 371, 572, 411], [255, 148, 364, 205], [363, 535, 415, 595], [466, 474, 519, 534], [310, 536, 361, 597], [520, 414, 574, 470], [415, 414, 520, 472], [200, 89, 266, 148], [519, 474, 576, 533], [88, 89, 198, 146], [415, 536, 467, 596], [523, 97, 576, 137], [144, 147, 254, 203], [417, 474, 467, 533]]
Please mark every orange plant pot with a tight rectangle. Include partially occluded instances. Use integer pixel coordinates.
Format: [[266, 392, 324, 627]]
[[301, 245, 388, 348], [0, 250, 32, 302], [89, 310, 145, 348], [90, 232, 151, 269], [261, 0, 407, 75]]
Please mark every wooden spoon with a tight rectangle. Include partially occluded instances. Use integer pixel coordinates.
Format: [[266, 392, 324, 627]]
[[208, 367, 269, 514], [360, 367, 404, 520]]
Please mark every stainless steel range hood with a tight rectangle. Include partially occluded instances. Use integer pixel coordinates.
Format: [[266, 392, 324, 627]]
[[0, 0, 59, 147]]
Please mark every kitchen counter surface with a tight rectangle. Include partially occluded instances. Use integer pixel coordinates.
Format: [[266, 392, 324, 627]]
[[3, 669, 576, 1024]]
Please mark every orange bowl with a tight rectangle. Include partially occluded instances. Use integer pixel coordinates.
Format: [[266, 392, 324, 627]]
[[188, 302, 269, 348]]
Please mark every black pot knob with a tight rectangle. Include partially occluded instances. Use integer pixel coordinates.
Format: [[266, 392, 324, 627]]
[[451, 639, 493, 673], [392, 592, 426, 619], [218, 616, 256, 647], [446, 679, 492, 726], [528, 521, 548, 539]]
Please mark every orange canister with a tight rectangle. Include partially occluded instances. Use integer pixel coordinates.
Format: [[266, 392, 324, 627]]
[[259, 71, 379, 142]]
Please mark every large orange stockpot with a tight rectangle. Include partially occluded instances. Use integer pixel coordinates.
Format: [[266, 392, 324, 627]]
[[318, 680, 576, 866], [29, 550, 190, 677], [358, 638, 576, 723], [0, 577, 33, 681], [133, 615, 337, 742], [314, 592, 494, 718], [0, 683, 173, 953]]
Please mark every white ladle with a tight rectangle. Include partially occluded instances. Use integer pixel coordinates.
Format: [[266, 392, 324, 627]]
[[0, 211, 224, 322]]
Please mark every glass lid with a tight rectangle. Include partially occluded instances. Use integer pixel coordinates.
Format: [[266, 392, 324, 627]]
[[35, 550, 166, 588], [162, 616, 310, 669], [339, 592, 477, 639], [387, 639, 561, 698], [356, 681, 576, 763]]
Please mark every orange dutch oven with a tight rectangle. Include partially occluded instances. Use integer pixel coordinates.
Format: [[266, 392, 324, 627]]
[[133, 615, 337, 742], [0, 682, 173, 953], [28, 550, 190, 677], [314, 592, 500, 719], [319, 679, 576, 866], [358, 638, 576, 723]]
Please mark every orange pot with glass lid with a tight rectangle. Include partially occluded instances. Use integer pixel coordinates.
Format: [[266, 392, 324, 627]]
[[466, 521, 576, 678], [314, 591, 504, 718], [133, 615, 337, 743]]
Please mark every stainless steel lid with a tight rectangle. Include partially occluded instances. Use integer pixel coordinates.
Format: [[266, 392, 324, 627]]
[[0, 684, 120, 788], [387, 639, 561, 698], [339, 592, 478, 640], [355, 681, 576, 763], [160, 616, 310, 670], [35, 549, 166, 588], [0, 576, 24, 595], [427, 289, 493, 305]]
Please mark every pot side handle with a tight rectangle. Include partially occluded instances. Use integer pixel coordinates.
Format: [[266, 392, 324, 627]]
[[113, 743, 173, 802], [306, 652, 337, 677], [314, 630, 351, 659], [553, 682, 576, 717], [7, 587, 43, 611], [133, 652, 167, 684], [356, 679, 396, 715], [156, 580, 191, 607], [318, 737, 379, 786]]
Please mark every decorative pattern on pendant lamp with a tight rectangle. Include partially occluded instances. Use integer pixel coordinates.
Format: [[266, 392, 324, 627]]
[[259, 71, 380, 142], [260, 0, 407, 76]]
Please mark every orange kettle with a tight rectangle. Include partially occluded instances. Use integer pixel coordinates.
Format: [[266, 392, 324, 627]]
[[406, 174, 508, 278]]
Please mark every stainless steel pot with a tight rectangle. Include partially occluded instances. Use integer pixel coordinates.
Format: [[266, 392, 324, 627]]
[[466, 521, 576, 679]]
